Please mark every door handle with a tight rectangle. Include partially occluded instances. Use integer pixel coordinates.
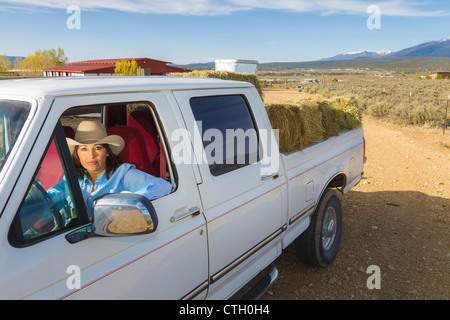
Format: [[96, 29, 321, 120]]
[[261, 173, 279, 181], [170, 207, 201, 223]]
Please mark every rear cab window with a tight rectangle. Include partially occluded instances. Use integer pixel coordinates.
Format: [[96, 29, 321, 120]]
[[189, 95, 260, 176]]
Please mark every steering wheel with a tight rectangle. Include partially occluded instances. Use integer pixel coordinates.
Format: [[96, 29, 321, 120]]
[[20, 179, 64, 236]]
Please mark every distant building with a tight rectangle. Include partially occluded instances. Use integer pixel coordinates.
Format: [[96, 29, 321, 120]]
[[429, 72, 450, 79], [42, 57, 191, 77], [215, 59, 259, 75], [302, 78, 320, 83]]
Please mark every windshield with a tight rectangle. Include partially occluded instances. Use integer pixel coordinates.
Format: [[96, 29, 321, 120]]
[[0, 100, 31, 172]]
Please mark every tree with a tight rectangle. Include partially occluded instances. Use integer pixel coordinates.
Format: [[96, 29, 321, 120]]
[[0, 55, 12, 73], [18, 48, 68, 76], [13, 57, 24, 67], [114, 60, 139, 76]]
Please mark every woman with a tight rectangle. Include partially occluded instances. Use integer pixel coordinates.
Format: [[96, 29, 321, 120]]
[[48, 120, 171, 217]]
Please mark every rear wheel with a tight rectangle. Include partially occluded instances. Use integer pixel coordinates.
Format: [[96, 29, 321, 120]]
[[295, 188, 343, 268]]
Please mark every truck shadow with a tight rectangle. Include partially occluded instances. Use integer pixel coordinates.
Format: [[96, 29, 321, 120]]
[[258, 190, 449, 300], [341, 189, 449, 249]]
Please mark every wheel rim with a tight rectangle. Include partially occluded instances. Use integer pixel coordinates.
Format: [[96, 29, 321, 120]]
[[321, 206, 337, 251]]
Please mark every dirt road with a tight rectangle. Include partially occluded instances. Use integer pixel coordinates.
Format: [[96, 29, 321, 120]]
[[256, 116, 449, 300]]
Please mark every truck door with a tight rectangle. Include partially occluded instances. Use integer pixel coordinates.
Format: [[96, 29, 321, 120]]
[[173, 88, 286, 298], [0, 92, 209, 300]]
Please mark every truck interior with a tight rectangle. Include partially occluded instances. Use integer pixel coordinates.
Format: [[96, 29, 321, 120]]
[[12, 101, 174, 246], [37, 102, 173, 191]]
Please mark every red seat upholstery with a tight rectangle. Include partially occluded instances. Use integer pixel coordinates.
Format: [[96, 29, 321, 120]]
[[37, 140, 64, 190], [128, 110, 158, 142], [38, 126, 75, 190], [128, 111, 166, 178], [107, 125, 156, 176]]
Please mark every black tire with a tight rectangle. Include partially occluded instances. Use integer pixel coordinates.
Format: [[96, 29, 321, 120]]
[[295, 188, 343, 268]]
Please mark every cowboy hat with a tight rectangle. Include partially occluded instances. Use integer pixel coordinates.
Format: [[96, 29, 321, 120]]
[[66, 120, 125, 155]]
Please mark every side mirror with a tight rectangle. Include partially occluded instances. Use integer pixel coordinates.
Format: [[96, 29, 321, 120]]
[[92, 193, 158, 236]]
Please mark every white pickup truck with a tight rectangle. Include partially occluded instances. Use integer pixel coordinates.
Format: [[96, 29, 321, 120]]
[[0, 77, 365, 300]]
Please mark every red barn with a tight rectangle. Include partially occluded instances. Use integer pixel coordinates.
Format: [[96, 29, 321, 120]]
[[42, 57, 191, 77]]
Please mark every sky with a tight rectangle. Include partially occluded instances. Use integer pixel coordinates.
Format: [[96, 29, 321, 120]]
[[0, 0, 449, 65]]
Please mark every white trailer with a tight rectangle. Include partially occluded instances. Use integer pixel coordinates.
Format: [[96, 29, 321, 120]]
[[215, 59, 259, 74]]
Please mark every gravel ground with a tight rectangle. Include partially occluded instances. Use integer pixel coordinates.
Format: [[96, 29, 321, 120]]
[[235, 115, 449, 300]]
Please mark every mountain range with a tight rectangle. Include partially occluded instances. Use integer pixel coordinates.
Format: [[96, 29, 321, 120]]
[[385, 37, 450, 58], [319, 37, 450, 61], [319, 50, 392, 61], [5, 56, 25, 66], [179, 37, 450, 70]]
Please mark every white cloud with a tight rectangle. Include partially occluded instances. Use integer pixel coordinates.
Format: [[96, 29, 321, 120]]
[[0, 0, 249, 15], [230, 0, 450, 17], [0, 0, 448, 17]]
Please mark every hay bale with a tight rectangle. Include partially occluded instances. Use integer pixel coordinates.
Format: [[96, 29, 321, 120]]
[[317, 100, 341, 139], [168, 70, 264, 98], [265, 96, 361, 152], [169, 71, 362, 153], [298, 100, 325, 146], [330, 96, 362, 130], [266, 104, 305, 152]]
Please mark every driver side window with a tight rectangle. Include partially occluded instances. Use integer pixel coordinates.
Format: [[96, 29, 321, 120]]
[[9, 136, 83, 246]]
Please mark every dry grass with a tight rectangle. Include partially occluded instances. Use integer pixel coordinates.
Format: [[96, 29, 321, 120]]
[[262, 88, 317, 104], [313, 76, 450, 128], [264, 75, 449, 129]]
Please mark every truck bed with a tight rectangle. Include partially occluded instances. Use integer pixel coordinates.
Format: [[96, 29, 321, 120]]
[[280, 127, 365, 248]]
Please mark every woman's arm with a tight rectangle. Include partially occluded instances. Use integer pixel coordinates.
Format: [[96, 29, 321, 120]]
[[46, 177, 70, 209], [123, 168, 172, 200]]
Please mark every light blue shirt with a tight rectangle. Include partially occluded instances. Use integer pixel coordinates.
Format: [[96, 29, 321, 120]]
[[48, 163, 172, 217]]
